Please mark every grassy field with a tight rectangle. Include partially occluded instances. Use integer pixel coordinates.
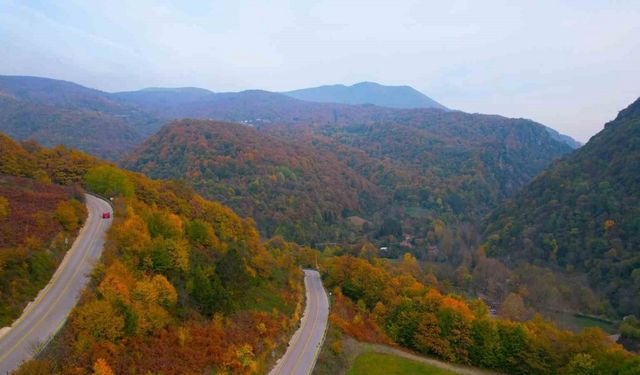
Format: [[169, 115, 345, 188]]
[[347, 352, 458, 375], [313, 325, 493, 375]]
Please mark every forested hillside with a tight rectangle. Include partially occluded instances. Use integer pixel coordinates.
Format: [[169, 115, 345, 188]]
[[0, 96, 145, 160], [0, 132, 94, 325], [483, 97, 640, 317], [0, 133, 304, 374], [318, 254, 639, 374], [271, 110, 575, 228], [0, 171, 86, 326], [0, 76, 161, 159], [123, 119, 381, 244], [122, 96, 574, 245]]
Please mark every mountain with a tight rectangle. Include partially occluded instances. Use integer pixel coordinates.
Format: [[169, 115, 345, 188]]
[[114, 84, 580, 150], [122, 119, 381, 244], [114, 87, 214, 109], [123, 105, 574, 245], [272, 109, 575, 241], [483, 97, 640, 316], [282, 81, 448, 110], [0, 75, 124, 110], [0, 75, 579, 160], [0, 76, 575, 243], [118, 80, 575, 245], [0, 76, 162, 159], [0, 95, 144, 160], [113, 88, 323, 122]]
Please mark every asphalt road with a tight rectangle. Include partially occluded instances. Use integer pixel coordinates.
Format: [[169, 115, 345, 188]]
[[270, 269, 329, 375], [0, 194, 112, 374]]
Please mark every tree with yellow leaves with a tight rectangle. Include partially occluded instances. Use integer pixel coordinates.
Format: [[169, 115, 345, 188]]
[[92, 358, 115, 375], [72, 299, 124, 341]]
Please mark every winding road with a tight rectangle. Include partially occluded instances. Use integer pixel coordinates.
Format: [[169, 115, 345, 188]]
[[270, 269, 330, 375], [0, 194, 112, 374]]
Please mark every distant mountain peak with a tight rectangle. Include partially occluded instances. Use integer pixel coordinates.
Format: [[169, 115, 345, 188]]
[[282, 81, 448, 110], [138, 87, 214, 95]]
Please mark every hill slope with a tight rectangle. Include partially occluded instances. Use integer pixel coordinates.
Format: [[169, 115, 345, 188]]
[[124, 109, 573, 246], [1, 132, 304, 374], [262, 109, 575, 237], [283, 81, 448, 110], [483, 97, 640, 316], [123, 119, 380, 244], [0, 173, 86, 326], [0, 96, 144, 160]]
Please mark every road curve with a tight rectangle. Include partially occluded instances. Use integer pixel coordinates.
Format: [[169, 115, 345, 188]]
[[270, 269, 329, 375], [0, 194, 112, 374]]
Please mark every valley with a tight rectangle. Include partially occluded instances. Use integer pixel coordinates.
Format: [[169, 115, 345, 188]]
[[0, 75, 638, 374], [3, 2, 640, 373]]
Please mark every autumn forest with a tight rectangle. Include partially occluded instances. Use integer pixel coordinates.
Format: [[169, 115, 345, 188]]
[[0, 72, 639, 375]]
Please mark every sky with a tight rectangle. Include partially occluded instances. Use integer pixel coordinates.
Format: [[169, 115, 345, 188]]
[[1, 1, 639, 143]]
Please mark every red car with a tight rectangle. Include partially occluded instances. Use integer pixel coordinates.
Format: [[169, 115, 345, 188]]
[[102, 212, 111, 219]]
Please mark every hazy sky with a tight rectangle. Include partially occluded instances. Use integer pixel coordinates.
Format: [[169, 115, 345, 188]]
[[1, 0, 639, 142]]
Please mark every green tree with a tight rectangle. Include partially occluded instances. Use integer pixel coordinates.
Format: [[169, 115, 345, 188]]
[[565, 353, 595, 375], [84, 165, 134, 197], [470, 318, 500, 368], [190, 267, 231, 316]]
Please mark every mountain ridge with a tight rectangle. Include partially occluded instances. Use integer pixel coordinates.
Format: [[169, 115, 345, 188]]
[[483, 96, 640, 316], [283, 81, 448, 110]]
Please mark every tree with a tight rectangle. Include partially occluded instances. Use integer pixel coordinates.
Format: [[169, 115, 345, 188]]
[[565, 353, 595, 375], [398, 252, 421, 278], [0, 196, 8, 218], [190, 267, 231, 316], [499, 293, 529, 322], [378, 217, 402, 238], [84, 165, 134, 197], [438, 297, 473, 363], [146, 211, 183, 239], [92, 358, 115, 375], [217, 247, 252, 294], [112, 208, 151, 255], [414, 312, 452, 360], [470, 318, 500, 368], [496, 322, 530, 373], [618, 357, 640, 375], [54, 199, 83, 231], [185, 219, 218, 248], [12, 360, 53, 375], [72, 300, 124, 341]]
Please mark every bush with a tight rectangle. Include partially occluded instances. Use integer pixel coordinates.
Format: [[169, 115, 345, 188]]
[[54, 199, 86, 231], [620, 316, 640, 339]]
